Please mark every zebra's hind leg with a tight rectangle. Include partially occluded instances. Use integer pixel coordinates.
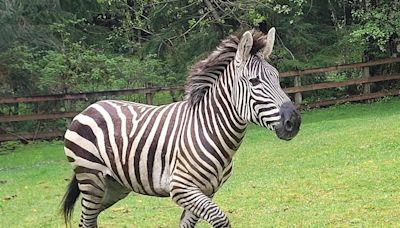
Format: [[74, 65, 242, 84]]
[[101, 174, 130, 209], [180, 210, 200, 228], [77, 172, 129, 228], [77, 172, 105, 228]]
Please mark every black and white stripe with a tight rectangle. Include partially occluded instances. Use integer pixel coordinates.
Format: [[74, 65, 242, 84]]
[[61, 29, 301, 228]]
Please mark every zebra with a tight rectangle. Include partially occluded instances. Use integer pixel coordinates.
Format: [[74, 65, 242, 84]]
[[61, 28, 301, 228]]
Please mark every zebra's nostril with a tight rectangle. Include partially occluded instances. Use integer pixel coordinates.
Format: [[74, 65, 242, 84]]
[[284, 120, 293, 132]]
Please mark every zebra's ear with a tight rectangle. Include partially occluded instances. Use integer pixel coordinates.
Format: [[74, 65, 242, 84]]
[[263, 27, 276, 59], [235, 31, 253, 66]]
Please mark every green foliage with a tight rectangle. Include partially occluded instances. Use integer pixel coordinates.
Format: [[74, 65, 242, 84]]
[[23, 43, 170, 93], [0, 0, 399, 98], [0, 45, 37, 96], [350, 2, 400, 53], [1, 22, 171, 94]]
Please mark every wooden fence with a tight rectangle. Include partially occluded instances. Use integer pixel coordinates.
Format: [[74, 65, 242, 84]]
[[280, 57, 400, 107], [1, 57, 399, 142]]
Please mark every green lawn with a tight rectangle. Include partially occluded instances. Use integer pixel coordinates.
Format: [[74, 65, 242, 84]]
[[1, 98, 400, 227]]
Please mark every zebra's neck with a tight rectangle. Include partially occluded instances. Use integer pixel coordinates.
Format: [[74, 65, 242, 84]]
[[193, 62, 248, 159]]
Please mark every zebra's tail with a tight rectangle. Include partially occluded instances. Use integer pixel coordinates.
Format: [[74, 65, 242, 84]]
[[61, 175, 80, 225]]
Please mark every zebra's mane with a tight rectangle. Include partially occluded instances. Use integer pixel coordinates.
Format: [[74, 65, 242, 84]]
[[184, 30, 267, 105]]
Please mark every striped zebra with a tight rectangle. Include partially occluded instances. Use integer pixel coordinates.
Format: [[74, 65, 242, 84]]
[[61, 28, 301, 228]]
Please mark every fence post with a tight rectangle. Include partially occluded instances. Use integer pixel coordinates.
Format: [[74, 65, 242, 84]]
[[294, 75, 302, 105], [64, 99, 70, 128], [145, 83, 155, 105], [363, 57, 371, 94], [170, 90, 177, 102]]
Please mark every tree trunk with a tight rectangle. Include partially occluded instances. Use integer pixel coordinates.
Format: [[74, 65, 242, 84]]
[[361, 0, 374, 95], [203, 0, 224, 38]]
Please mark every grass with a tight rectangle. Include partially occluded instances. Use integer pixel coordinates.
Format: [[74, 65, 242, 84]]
[[1, 98, 400, 227]]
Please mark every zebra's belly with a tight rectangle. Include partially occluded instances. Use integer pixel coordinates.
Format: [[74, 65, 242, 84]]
[[115, 153, 172, 197], [129, 178, 171, 197], [138, 167, 171, 197]]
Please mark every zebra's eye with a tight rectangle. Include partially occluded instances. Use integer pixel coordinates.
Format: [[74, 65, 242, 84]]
[[249, 78, 261, 86]]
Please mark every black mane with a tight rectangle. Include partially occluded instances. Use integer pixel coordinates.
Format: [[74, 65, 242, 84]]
[[184, 30, 267, 105]]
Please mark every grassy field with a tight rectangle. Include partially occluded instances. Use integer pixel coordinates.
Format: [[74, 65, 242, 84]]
[[1, 98, 400, 227]]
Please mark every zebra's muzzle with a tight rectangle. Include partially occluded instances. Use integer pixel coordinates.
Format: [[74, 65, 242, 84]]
[[275, 102, 301, 140]]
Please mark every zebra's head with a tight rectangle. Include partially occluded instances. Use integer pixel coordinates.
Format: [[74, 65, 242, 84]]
[[233, 28, 301, 140]]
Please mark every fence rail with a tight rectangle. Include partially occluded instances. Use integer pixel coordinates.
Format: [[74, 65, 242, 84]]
[[0, 86, 183, 104], [0, 112, 78, 123], [0, 132, 64, 143], [304, 90, 400, 109], [1, 57, 400, 142], [283, 74, 400, 94]]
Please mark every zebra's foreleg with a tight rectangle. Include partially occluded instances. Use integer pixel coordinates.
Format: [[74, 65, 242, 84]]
[[171, 187, 230, 228], [180, 210, 200, 228]]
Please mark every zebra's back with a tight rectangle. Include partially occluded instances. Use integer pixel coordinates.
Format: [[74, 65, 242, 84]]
[[64, 100, 188, 197]]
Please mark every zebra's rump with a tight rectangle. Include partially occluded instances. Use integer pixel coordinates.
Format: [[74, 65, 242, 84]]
[[64, 100, 188, 197]]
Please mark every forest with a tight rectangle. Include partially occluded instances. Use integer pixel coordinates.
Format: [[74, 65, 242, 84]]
[[1, 0, 399, 97]]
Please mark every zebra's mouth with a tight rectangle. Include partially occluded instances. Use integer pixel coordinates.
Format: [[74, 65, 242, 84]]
[[275, 123, 299, 141]]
